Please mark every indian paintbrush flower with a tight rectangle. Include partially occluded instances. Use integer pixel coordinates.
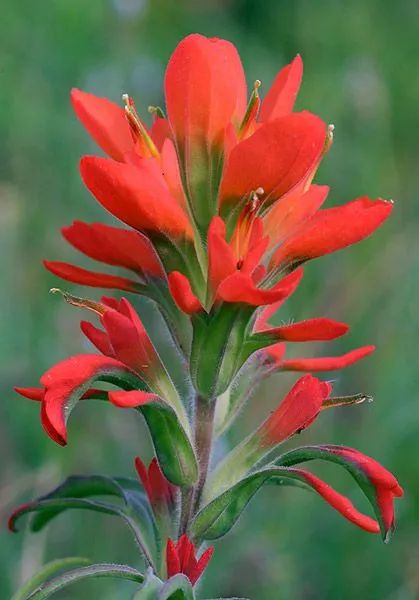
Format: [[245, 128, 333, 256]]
[[10, 33, 402, 597]]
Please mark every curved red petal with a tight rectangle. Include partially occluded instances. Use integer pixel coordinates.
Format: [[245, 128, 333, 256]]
[[62, 221, 163, 277], [260, 55, 303, 122], [168, 271, 202, 315], [272, 197, 393, 268], [71, 88, 134, 162], [267, 318, 349, 342], [283, 345, 376, 372], [44, 260, 139, 293], [14, 386, 45, 401], [220, 112, 326, 208], [80, 156, 193, 240], [108, 390, 158, 408]]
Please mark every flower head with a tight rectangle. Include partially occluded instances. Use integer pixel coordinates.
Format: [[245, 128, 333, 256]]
[[166, 534, 214, 585]]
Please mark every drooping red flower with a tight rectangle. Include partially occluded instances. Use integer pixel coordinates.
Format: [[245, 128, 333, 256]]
[[135, 456, 176, 511], [166, 534, 214, 586]]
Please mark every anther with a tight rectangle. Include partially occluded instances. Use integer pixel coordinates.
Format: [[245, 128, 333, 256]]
[[122, 93, 160, 159]]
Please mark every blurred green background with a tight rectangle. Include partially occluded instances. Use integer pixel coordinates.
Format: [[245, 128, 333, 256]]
[[1, 0, 418, 598]]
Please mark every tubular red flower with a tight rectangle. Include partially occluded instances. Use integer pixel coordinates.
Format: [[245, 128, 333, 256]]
[[271, 197, 393, 269], [265, 318, 349, 342], [62, 221, 164, 277], [135, 457, 176, 509], [71, 88, 134, 162], [258, 375, 332, 445], [165, 34, 246, 146], [80, 156, 193, 240], [166, 534, 214, 586], [260, 55, 303, 122]]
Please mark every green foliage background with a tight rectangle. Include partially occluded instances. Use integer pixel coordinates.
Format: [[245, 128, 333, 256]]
[[0, 1, 418, 598]]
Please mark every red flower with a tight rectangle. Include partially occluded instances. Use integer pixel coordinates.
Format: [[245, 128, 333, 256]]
[[45, 221, 163, 292], [15, 297, 174, 445], [257, 375, 332, 446], [135, 456, 176, 511], [166, 534, 214, 586]]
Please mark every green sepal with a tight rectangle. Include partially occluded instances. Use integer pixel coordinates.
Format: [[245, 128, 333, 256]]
[[190, 304, 255, 399], [23, 563, 143, 600], [139, 401, 198, 487], [11, 557, 91, 600], [276, 445, 393, 541], [191, 467, 314, 541], [157, 574, 195, 599]]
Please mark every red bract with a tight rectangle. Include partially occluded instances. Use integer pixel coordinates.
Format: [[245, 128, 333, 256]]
[[166, 535, 214, 586], [135, 456, 176, 510], [258, 375, 331, 445]]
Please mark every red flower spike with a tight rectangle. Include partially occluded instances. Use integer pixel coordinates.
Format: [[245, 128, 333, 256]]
[[166, 535, 214, 586], [165, 34, 247, 146], [259, 375, 332, 445], [62, 221, 163, 277], [220, 112, 326, 209], [108, 390, 158, 408], [44, 261, 139, 293], [321, 445, 404, 535], [260, 55, 303, 122], [168, 271, 202, 315], [135, 457, 176, 510], [290, 468, 380, 533], [71, 88, 134, 162], [80, 156, 193, 240], [271, 197, 393, 269], [266, 318, 349, 342], [282, 345, 375, 372]]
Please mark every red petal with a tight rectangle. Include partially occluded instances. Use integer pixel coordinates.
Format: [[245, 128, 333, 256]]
[[161, 139, 187, 210], [62, 221, 163, 276], [283, 345, 375, 371], [40, 354, 130, 444], [260, 55, 303, 122], [266, 318, 349, 342], [80, 320, 114, 356], [254, 269, 304, 332], [259, 374, 331, 445], [290, 468, 380, 533], [14, 386, 44, 401], [44, 261, 139, 293], [220, 112, 326, 208], [71, 88, 134, 162], [168, 271, 202, 315], [207, 216, 236, 296], [108, 390, 158, 408], [218, 268, 303, 307], [166, 538, 181, 578], [165, 34, 246, 144], [80, 156, 193, 239], [189, 545, 215, 585], [134, 456, 153, 503], [264, 184, 329, 249], [271, 197, 393, 268]]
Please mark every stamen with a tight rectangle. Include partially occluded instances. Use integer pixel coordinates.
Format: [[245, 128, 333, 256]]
[[50, 288, 107, 316], [122, 93, 160, 159], [238, 80, 262, 139]]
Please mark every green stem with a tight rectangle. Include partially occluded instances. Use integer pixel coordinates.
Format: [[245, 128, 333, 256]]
[[192, 396, 216, 513]]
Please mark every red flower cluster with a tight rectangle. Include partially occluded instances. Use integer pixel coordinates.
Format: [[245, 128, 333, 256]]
[[12, 33, 402, 591]]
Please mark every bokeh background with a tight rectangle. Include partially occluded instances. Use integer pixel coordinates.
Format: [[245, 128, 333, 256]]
[[1, 1, 418, 598]]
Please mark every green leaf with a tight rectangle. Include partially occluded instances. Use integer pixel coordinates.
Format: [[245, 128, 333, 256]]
[[11, 496, 156, 569], [190, 304, 254, 399], [158, 574, 195, 599], [11, 557, 91, 600], [192, 468, 314, 541], [25, 563, 143, 599], [139, 401, 198, 487]]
